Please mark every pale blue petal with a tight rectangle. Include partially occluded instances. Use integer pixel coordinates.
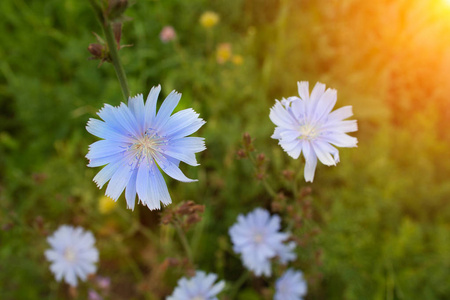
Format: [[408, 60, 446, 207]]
[[312, 141, 336, 166], [136, 162, 152, 207], [314, 88, 337, 121], [105, 160, 134, 200], [297, 81, 310, 101], [86, 118, 133, 143], [151, 165, 171, 206], [328, 105, 353, 121], [125, 168, 138, 210], [96, 104, 123, 131], [144, 85, 161, 129], [128, 94, 145, 133], [164, 108, 201, 136], [163, 149, 198, 166], [86, 140, 128, 160], [88, 153, 121, 167], [315, 140, 340, 163], [154, 152, 196, 182], [269, 101, 298, 129], [154, 90, 181, 129], [92, 159, 122, 188], [323, 132, 358, 148], [116, 103, 140, 138], [169, 137, 206, 153], [168, 118, 206, 140], [307, 82, 326, 117], [302, 142, 317, 182], [280, 129, 301, 142], [322, 120, 358, 133]]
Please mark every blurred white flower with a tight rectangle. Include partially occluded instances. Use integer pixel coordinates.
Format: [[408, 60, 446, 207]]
[[167, 271, 225, 300], [228, 208, 296, 276], [270, 81, 358, 182], [45, 225, 99, 287], [275, 269, 307, 300]]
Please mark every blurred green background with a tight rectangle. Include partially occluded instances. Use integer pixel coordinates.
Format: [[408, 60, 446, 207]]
[[1, 0, 450, 299]]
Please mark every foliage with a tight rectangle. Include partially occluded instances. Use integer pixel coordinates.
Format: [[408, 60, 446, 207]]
[[1, 0, 449, 299]]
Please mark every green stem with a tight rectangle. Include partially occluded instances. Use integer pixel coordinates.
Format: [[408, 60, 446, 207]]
[[173, 220, 194, 265], [292, 166, 302, 200], [246, 150, 277, 198], [103, 23, 130, 101], [228, 270, 250, 299], [88, 0, 130, 101]]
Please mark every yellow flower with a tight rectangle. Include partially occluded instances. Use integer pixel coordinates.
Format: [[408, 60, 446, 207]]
[[98, 195, 116, 214], [200, 11, 220, 28], [232, 55, 243, 66], [216, 43, 232, 64]]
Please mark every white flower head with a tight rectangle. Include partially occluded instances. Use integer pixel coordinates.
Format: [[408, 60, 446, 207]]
[[270, 81, 358, 182], [228, 208, 296, 277], [45, 225, 99, 287], [167, 271, 225, 300], [275, 269, 308, 300]]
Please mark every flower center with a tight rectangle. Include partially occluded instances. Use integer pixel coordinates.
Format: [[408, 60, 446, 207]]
[[130, 129, 166, 167], [253, 233, 264, 244], [298, 124, 318, 140], [64, 247, 76, 262]]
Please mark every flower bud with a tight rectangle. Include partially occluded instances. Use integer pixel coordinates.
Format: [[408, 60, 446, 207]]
[[300, 186, 312, 197], [242, 132, 254, 151], [88, 43, 104, 58], [107, 0, 128, 21], [256, 153, 265, 163], [236, 149, 247, 159], [282, 170, 294, 181]]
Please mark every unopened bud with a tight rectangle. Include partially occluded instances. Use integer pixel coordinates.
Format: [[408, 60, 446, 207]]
[[300, 186, 312, 197], [276, 192, 286, 201], [271, 201, 282, 212], [88, 43, 104, 58], [256, 153, 265, 163], [282, 170, 294, 181], [242, 132, 254, 152], [2, 222, 13, 231], [113, 23, 122, 49], [236, 149, 246, 159], [160, 211, 173, 225], [186, 214, 202, 225], [255, 173, 264, 181], [107, 0, 129, 21]]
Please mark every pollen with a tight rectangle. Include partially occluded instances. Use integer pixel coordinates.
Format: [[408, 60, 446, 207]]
[[130, 129, 166, 166], [298, 124, 319, 140], [253, 233, 264, 244], [64, 247, 76, 262]]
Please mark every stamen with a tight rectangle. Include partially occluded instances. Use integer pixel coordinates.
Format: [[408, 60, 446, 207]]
[[129, 129, 167, 168], [298, 124, 319, 140], [64, 247, 76, 262]]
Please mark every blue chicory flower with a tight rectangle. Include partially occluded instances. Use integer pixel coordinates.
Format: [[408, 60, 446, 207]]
[[45, 225, 99, 287], [167, 271, 225, 300], [86, 85, 206, 210], [228, 208, 296, 277], [274, 269, 307, 300], [270, 81, 357, 182]]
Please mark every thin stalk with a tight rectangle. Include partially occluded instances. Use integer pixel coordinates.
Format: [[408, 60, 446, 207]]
[[103, 23, 130, 101], [292, 165, 303, 200], [173, 220, 194, 264], [88, 0, 130, 101], [246, 150, 277, 198], [228, 270, 250, 299]]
